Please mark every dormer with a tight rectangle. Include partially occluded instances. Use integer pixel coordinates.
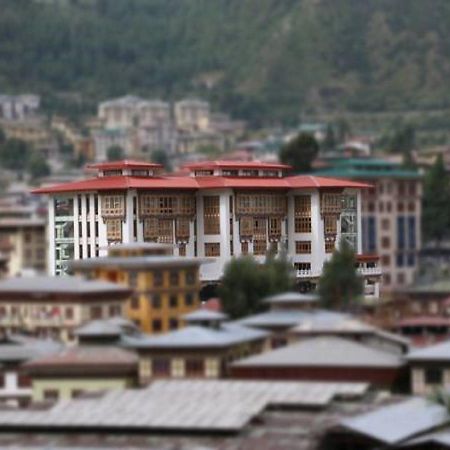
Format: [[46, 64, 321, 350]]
[[87, 160, 164, 178], [183, 160, 291, 178]]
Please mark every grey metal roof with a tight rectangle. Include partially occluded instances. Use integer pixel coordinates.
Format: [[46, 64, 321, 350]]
[[400, 430, 450, 447], [75, 317, 140, 337], [0, 276, 131, 295], [124, 324, 268, 349], [407, 339, 450, 362], [182, 309, 228, 322], [263, 291, 319, 304], [103, 242, 174, 252], [0, 380, 368, 432], [340, 397, 450, 445], [232, 336, 404, 369], [69, 255, 208, 270], [0, 338, 62, 363]]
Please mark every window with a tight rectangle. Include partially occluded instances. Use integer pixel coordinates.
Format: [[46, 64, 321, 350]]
[[295, 241, 311, 254], [203, 196, 220, 234], [143, 218, 158, 241], [185, 359, 205, 377], [321, 193, 342, 214], [152, 294, 161, 308], [178, 243, 186, 257], [152, 319, 162, 332], [268, 217, 281, 238], [383, 273, 391, 286], [236, 194, 287, 215], [382, 219, 390, 231], [396, 253, 405, 267], [253, 240, 267, 255], [295, 217, 311, 233], [176, 218, 190, 240], [169, 295, 178, 308], [294, 263, 311, 272], [397, 272, 406, 284], [408, 202, 416, 212], [240, 216, 253, 237], [185, 292, 194, 306], [152, 358, 170, 376], [425, 368, 442, 385], [397, 217, 406, 250], [205, 243, 220, 257], [44, 390, 59, 401], [90, 306, 102, 319], [105, 218, 122, 241], [408, 182, 417, 196], [169, 271, 179, 286], [382, 237, 390, 249], [153, 271, 163, 287], [294, 195, 311, 217], [325, 240, 335, 253], [131, 296, 140, 310], [407, 253, 416, 267], [324, 215, 337, 234], [185, 270, 196, 285], [54, 198, 74, 217], [101, 195, 124, 217], [398, 202, 404, 212], [241, 242, 248, 255], [158, 219, 173, 244], [169, 318, 178, 330], [253, 218, 266, 238], [65, 307, 74, 320], [408, 216, 416, 249], [381, 255, 391, 266]]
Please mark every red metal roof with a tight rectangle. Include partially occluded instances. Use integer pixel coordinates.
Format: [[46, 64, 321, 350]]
[[33, 174, 372, 194], [87, 160, 163, 170], [183, 160, 292, 171]]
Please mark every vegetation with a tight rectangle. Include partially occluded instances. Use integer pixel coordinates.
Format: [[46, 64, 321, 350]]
[[218, 250, 294, 319], [151, 149, 171, 171], [318, 240, 364, 310], [1, 1, 450, 125], [279, 133, 319, 173], [422, 154, 450, 243], [106, 145, 124, 161]]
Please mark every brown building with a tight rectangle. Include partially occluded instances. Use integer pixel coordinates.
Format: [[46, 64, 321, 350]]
[[231, 336, 408, 391]]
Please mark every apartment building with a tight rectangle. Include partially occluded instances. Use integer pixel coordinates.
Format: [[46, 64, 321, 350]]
[[316, 158, 422, 291], [69, 243, 204, 333], [174, 99, 210, 132], [35, 159, 381, 297]]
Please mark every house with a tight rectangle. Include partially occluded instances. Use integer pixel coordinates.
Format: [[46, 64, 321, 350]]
[[69, 243, 205, 334], [22, 346, 138, 402], [230, 336, 407, 390], [0, 275, 131, 342], [34, 159, 380, 298]]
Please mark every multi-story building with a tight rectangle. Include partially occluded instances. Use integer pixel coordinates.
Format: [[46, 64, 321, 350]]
[[0, 95, 40, 121], [316, 158, 422, 291], [69, 243, 204, 333], [35, 159, 381, 297], [0, 203, 47, 276], [174, 99, 210, 132], [0, 276, 131, 342]]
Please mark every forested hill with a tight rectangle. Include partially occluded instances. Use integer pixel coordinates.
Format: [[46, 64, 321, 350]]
[[2, 0, 450, 124]]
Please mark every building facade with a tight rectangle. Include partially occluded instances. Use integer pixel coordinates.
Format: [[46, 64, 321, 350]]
[[316, 158, 422, 291], [69, 243, 204, 333], [35, 159, 381, 297]]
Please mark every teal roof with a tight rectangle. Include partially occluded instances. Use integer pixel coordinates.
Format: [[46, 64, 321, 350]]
[[315, 158, 421, 180]]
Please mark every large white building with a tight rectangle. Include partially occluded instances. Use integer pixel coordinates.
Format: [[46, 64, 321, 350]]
[[34, 160, 381, 297], [0, 95, 40, 121]]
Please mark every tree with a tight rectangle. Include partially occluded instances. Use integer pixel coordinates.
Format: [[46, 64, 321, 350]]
[[0, 138, 30, 171], [106, 145, 124, 161], [322, 124, 336, 152], [151, 149, 171, 171], [27, 152, 51, 180], [422, 154, 450, 243], [279, 133, 319, 173], [318, 240, 363, 310], [389, 124, 416, 155], [218, 251, 295, 319]]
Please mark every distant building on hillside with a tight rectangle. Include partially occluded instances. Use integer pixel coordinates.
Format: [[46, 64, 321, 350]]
[[174, 99, 210, 132], [0, 95, 40, 121]]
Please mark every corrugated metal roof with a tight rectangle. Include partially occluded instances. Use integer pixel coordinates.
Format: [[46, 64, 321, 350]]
[[340, 397, 450, 445], [263, 291, 319, 304], [232, 336, 404, 368], [183, 309, 228, 322], [407, 339, 450, 362]]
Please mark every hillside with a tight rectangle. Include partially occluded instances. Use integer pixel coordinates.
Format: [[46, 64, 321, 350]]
[[2, 0, 450, 125]]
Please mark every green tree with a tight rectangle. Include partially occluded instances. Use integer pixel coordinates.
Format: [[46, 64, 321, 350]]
[[322, 124, 336, 152], [279, 133, 319, 173], [0, 138, 30, 171], [218, 251, 294, 319], [151, 149, 171, 171], [318, 240, 363, 310], [106, 145, 124, 161], [389, 124, 416, 154], [27, 152, 51, 180], [0, 128, 5, 146], [422, 154, 450, 243]]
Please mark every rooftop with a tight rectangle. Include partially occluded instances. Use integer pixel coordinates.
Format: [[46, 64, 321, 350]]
[[0, 379, 369, 433], [407, 339, 450, 362], [123, 324, 268, 349], [232, 336, 404, 369], [0, 337, 62, 364], [263, 291, 319, 305], [0, 275, 131, 296], [340, 397, 450, 445], [182, 309, 229, 322], [86, 160, 163, 171], [183, 160, 291, 171]]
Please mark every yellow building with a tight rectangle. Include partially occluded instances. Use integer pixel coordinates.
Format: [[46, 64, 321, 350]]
[[69, 243, 206, 334]]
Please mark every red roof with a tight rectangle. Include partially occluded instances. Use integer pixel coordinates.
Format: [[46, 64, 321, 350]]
[[183, 160, 292, 171], [33, 174, 371, 194], [87, 160, 163, 171], [356, 254, 380, 262]]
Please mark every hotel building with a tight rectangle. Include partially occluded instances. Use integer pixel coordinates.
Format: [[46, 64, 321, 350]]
[[34, 159, 381, 297]]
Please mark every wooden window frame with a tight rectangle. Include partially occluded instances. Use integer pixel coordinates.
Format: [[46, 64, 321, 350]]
[[205, 243, 220, 257], [295, 240, 311, 254], [203, 196, 220, 235], [294, 217, 312, 233]]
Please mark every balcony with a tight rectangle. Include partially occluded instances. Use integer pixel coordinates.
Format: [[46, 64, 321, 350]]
[[357, 266, 382, 276], [356, 254, 382, 277]]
